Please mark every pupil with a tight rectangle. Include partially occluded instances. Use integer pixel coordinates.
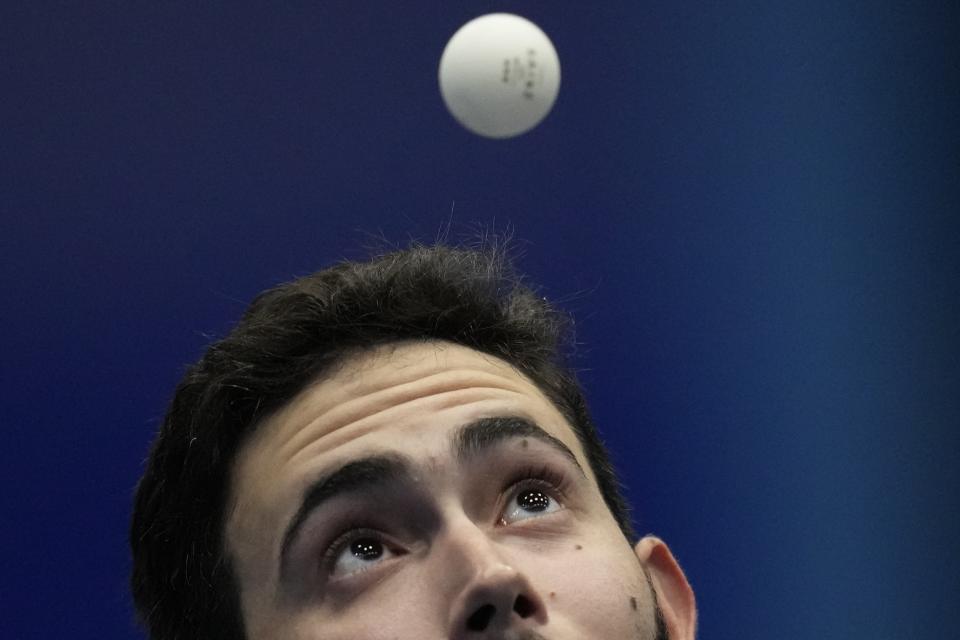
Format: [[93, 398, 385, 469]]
[[518, 489, 549, 512], [350, 539, 383, 560]]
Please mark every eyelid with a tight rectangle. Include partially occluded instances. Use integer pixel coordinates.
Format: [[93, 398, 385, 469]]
[[320, 526, 400, 579], [503, 464, 570, 495], [498, 464, 571, 522]]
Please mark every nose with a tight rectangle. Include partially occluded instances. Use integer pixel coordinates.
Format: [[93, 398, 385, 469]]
[[455, 563, 543, 635], [442, 523, 548, 638]]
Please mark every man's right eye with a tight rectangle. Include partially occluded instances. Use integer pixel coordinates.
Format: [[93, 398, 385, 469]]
[[325, 530, 402, 579]]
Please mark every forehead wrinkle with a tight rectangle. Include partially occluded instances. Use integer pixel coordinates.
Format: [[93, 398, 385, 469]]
[[266, 368, 534, 466], [283, 387, 528, 473]]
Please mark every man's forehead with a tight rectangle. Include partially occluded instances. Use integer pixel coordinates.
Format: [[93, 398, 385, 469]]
[[231, 340, 584, 495], [256, 341, 553, 443], [294, 341, 530, 404]]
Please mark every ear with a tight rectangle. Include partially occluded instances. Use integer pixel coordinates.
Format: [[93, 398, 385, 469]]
[[634, 536, 697, 640]]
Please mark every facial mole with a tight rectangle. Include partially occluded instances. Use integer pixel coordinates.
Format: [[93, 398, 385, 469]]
[[630, 596, 638, 611], [521, 439, 529, 449], [549, 591, 556, 599], [575, 544, 583, 550]]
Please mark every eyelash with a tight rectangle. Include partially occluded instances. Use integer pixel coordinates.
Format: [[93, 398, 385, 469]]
[[319, 465, 571, 576], [320, 525, 394, 576]]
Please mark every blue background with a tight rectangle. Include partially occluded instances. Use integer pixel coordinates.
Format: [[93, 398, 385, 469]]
[[2, 2, 957, 638]]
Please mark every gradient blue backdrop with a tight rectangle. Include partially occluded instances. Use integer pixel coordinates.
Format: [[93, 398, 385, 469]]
[[2, 2, 957, 638]]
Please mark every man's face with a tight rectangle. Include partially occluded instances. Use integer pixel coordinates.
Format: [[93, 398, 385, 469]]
[[225, 341, 689, 639]]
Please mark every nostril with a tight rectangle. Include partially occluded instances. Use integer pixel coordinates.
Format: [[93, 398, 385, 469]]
[[466, 604, 496, 631], [513, 594, 536, 619]]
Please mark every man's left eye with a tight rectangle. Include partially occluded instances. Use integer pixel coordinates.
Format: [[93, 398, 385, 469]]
[[501, 486, 562, 524]]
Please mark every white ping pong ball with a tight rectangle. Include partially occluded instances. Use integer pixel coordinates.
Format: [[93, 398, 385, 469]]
[[438, 13, 561, 139]]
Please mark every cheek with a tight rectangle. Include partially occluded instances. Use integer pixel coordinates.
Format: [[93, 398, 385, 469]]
[[531, 539, 652, 635], [285, 575, 445, 640]]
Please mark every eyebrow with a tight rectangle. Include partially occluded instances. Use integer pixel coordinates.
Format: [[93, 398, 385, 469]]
[[278, 416, 585, 576], [454, 416, 586, 476]]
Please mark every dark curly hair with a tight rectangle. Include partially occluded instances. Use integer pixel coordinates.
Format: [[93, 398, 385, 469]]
[[130, 243, 635, 640]]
